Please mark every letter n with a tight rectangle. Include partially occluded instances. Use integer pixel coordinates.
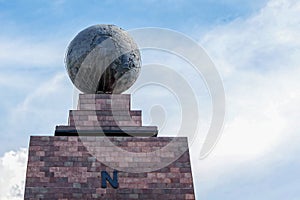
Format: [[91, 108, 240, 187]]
[[101, 170, 119, 189]]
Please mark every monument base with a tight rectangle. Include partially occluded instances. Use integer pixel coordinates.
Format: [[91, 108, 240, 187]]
[[24, 136, 195, 199], [24, 94, 195, 199]]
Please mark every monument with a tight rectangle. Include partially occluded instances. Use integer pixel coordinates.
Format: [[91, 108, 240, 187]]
[[24, 25, 195, 199]]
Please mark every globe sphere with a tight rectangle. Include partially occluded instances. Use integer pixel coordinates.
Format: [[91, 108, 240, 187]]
[[65, 24, 141, 94]]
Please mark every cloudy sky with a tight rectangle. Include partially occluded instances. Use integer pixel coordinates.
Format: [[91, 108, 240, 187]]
[[1, 0, 300, 199]]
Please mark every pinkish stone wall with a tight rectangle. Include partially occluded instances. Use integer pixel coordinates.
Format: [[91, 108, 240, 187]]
[[25, 136, 195, 200]]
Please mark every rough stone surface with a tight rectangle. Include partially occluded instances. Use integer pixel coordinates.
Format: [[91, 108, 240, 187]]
[[66, 24, 141, 94], [24, 136, 195, 200], [55, 94, 158, 137]]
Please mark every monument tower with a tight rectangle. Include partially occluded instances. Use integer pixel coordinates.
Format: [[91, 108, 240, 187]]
[[24, 25, 195, 199]]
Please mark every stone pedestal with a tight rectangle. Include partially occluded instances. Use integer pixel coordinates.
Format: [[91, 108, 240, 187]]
[[24, 94, 195, 199], [55, 94, 157, 137]]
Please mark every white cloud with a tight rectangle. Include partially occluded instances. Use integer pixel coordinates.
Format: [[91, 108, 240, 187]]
[[7, 72, 73, 138], [200, 0, 300, 158], [201, 0, 300, 74], [14, 72, 68, 112], [0, 149, 27, 200], [192, 0, 300, 198], [0, 36, 66, 68]]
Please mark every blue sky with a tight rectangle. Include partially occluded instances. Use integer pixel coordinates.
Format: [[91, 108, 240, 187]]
[[0, 0, 268, 153], [0, 0, 268, 35], [1, 0, 300, 199]]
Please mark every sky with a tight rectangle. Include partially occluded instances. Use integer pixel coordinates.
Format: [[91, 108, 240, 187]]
[[0, 0, 300, 199]]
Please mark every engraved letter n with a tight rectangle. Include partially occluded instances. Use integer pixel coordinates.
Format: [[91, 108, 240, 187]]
[[101, 170, 119, 189]]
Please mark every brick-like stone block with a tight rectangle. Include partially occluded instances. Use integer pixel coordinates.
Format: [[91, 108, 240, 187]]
[[25, 136, 195, 200], [77, 94, 131, 110], [57, 94, 148, 136]]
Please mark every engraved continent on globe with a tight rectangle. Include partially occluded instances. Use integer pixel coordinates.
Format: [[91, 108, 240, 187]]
[[65, 24, 141, 94]]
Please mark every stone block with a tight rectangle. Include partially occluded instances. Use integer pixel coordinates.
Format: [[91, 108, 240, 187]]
[[25, 136, 195, 199]]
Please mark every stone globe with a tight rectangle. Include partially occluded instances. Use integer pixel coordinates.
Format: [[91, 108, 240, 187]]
[[65, 24, 141, 94]]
